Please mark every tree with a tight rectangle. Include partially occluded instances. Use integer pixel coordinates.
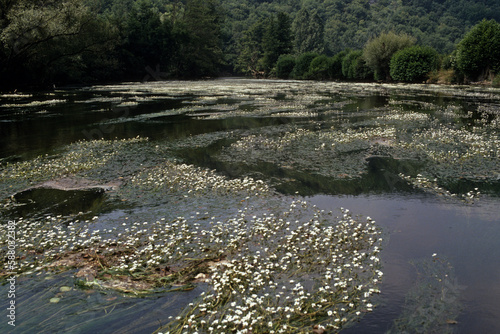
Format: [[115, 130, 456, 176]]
[[454, 19, 500, 81], [307, 55, 332, 80], [363, 31, 416, 81], [342, 50, 373, 80], [329, 50, 348, 80], [262, 12, 293, 73], [390, 45, 439, 82], [0, 0, 119, 88], [291, 52, 318, 79], [175, 0, 224, 77], [276, 54, 295, 79], [121, 0, 175, 79], [235, 19, 266, 76], [292, 8, 324, 54]]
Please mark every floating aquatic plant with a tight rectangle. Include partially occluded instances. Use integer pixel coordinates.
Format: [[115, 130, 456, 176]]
[[0, 137, 159, 199], [218, 125, 398, 180], [1, 79, 499, 333], [156, 204, 382, 334], [0, 137, 383, 332]]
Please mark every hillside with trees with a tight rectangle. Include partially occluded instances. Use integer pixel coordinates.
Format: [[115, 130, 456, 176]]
[[1, 0, 500, 89]]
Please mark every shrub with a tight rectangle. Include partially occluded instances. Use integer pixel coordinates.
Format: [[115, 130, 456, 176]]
[[493, 75, 500, 87], [307, 55, 332, 80], [276, 55, 296, 79], [363, 32, 416, 81], [291, 52, 318, 79], [455, 19, 500, 82], [342, 50, 373, 80], [390, 45, 439, 82], [328, 50, 348, 80]]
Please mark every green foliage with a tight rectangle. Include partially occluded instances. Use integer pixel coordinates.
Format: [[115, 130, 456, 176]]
[[224, 0, 500, 77], [342, 50, 373, 80], [236, 12, 292, 76], [454, 19, 500, 81], [291, 52, 318, 79], [262, 12, 293, 73], [307, 55, 331, 80], [293, 8, 324, 54], [390, 46, 439, 82], [329, 50, 348, 80], [121, 0, 174, 79], [2, 0, 500, 87], [276, 54, 296, 79], [235, 19, 266, 76], [493, 75, 500, 87], [363, 32, 416, 81], [174, 0, 225, 78], [0, 0, 226, 88], [0, 0, 119, 88]]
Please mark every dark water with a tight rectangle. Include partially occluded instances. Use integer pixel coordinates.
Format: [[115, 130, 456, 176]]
[[1, 79, 499, 333]]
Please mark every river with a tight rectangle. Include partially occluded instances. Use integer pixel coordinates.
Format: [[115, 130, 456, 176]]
[[0, 79, 499, 333]]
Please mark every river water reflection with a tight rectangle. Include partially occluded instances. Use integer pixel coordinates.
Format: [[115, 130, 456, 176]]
[[0, 79, 499, 333]]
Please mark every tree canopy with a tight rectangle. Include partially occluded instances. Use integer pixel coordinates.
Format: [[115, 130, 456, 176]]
[[1, 0, 500, 88], [363, 32, 416, 81], [454, 19, 500, 81], [390, 45, 439, 82]]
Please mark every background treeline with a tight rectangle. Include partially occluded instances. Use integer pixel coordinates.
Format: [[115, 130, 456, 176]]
[[1, 0, 500, 89], [0, 0, 225, 89]]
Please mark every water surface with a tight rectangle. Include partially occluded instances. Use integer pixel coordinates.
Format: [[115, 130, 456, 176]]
[[1, 79, 499, 333]]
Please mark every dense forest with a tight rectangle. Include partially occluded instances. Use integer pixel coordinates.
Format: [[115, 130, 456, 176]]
[[1, 0, 500, 89]]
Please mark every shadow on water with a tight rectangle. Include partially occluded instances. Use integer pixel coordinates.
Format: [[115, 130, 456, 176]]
[[11, 188, 107, 217]]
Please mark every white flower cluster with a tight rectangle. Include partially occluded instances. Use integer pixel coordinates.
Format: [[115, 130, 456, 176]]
[[400, 174, 481, 203], [396, 124, 499, 183], [377, 110, 430, 123], [161, 203, 383, 333], [0, 137, 148, 195], [1, 99, 66, 108], [0, 198, 383, 334], [221, 125, 398, 179], [130, 161, 270, 197]]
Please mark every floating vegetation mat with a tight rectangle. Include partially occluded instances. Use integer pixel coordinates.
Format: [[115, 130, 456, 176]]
[[0, 137, 157, 199], [0, 136, 382, 333], [219, 126, 398, 180], [1, 200, 382, 332], [157, 205, 382, 334]]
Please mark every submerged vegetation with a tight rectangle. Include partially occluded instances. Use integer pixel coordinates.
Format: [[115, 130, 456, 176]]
[[387, 256, 463, 334]]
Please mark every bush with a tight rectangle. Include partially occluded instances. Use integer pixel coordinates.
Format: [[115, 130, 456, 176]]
[[342, 50, 373, 80], [390, 45, 439, 82], [363, 32, 416, 81], [276, 55, 296, 79], [493, 75, 500, 87], [329, 50, 348, 80], [307, 55, 332, 80], [291, 52, 318, 79], [455, 19, 500, 82]]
